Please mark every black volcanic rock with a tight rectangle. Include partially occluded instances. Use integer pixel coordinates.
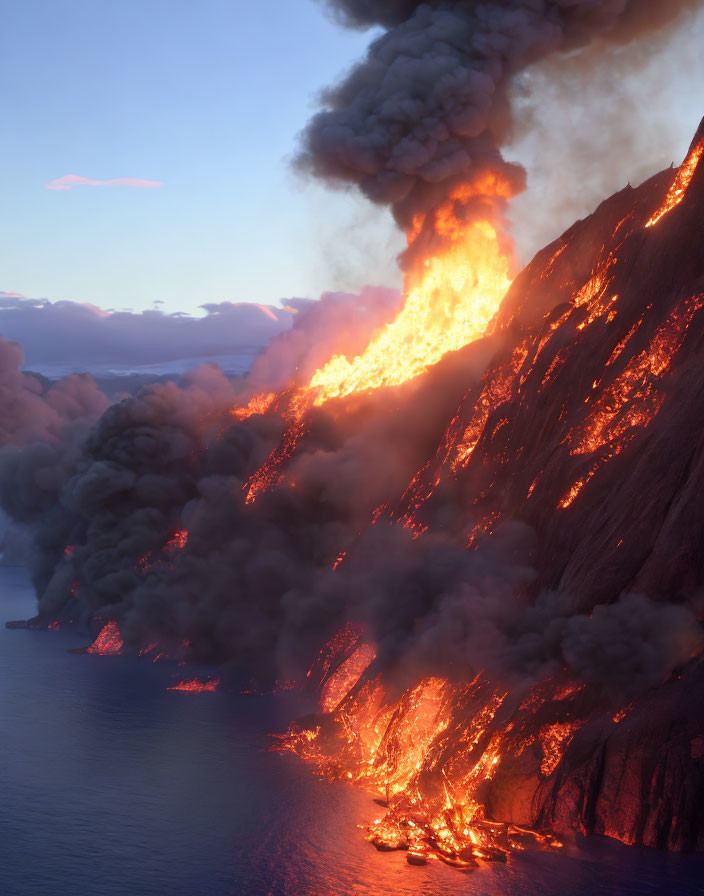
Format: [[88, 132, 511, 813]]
[[535, 659, 704, 851]]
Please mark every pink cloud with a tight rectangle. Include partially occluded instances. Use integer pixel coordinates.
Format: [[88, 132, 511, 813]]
[[44, 174, 163, 191]]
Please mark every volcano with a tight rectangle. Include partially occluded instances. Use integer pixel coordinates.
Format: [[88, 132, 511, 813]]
[[270, 117, 704, 861], [6, 118, 704, 869]]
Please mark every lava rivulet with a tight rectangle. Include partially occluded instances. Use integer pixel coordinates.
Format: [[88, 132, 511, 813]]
[[646, 136, 704, 228]]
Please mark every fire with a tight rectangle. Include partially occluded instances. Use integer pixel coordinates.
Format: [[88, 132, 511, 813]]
[[167, 677, 219, 692], [646, 138, 704, 228], [238, 181, 515, 504], [302, 219, 511, 408], [86, 621, 123, 655], [231, 392, 277, 421]]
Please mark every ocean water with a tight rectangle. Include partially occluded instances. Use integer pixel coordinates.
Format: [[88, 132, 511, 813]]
[[1, 565, 703, 896]]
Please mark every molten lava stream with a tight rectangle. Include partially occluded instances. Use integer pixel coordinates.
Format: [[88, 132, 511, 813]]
[[276, 621, 591, 869], [167, 677, 219, 693]]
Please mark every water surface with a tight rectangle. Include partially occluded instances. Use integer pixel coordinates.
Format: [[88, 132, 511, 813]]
[[1, 567, 702, 896]]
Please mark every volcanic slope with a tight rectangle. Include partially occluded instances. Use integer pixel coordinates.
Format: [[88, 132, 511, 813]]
[[7, 118, 704, 857], [277, 117, 704, 855]]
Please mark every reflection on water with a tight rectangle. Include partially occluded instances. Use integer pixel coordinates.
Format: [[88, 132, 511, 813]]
[[1, 566, 703, 896]]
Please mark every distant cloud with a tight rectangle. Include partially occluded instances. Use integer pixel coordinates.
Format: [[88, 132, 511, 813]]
[[44, 174, 163, 192], [0, 295, 294, 378], [0, 288, 403, 391]]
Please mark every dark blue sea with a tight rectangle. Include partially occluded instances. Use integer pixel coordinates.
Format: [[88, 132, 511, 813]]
[[1, 566, 703, 896]]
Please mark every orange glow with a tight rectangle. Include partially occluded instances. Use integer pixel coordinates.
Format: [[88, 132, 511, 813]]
[[301, 219, 511, 408], [276, 663, 573, 863], [466, 511, 500, 549], [231, 392, 277, 421], [646, 139, 704, 228], [539, 721, 581, 775], [320, 643, 376, 713], [332, 551, 347, 571], [167, 677, 219, 692], [244, 416, 306, 503], [86, 621, 123, 655], [165, 529, 188, 551], [558, 463, 600, 509], [452, 341, 529, 471]]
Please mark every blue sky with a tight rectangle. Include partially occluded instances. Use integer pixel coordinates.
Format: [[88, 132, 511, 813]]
[[2, 0, 401, 313], [3, 0, 704, 315]]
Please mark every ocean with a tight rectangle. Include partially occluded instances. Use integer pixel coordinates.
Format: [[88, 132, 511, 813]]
[[1, 566, 702, 896]]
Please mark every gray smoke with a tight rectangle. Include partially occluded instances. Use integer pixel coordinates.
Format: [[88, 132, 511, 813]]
[[304, 0, 700, 268]]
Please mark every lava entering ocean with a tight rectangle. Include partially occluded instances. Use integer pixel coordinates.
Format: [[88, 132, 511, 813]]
[[11, 117, 704, 864], [9, 118, 704, 865], [4, 0, 704, 869]]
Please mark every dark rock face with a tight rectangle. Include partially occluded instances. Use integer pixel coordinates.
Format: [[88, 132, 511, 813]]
[[535, 660, 704, 851], [402, 119, 704, 613]]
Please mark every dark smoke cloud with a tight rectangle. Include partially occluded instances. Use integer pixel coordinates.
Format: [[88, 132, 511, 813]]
[[0, 334, 109, 564], [0, 336, 108, 447], [6, 354, 698, 707], [304, 0, 700, 266]]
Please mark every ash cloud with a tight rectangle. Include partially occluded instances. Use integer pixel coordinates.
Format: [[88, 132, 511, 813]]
[[0, 336, 108, 447], [304, 0, 700, 268]]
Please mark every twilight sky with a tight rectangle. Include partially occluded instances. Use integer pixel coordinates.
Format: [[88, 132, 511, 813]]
[[2, 0, 704, 319]]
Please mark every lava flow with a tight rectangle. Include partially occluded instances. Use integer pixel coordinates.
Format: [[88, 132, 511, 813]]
[[86, 621, 123, 656], [276, 638, 578, 866], [167, 678, 220, 693], [267, 121, 704, 863], [17, 114, 704, 864]]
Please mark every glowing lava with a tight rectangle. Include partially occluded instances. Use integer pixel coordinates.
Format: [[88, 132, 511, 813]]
[[86, 621, 123, 655], [646, 137, 704, 228], [276, 667, 574, 865], [167, 677, 219, 692]]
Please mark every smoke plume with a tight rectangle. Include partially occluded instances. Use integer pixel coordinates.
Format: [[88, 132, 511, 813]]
[[304, 0, 700, 268]]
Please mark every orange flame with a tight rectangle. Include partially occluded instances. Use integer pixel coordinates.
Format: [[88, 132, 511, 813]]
[[301, 219, 511, 408], [231, 392, 277, 422]]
